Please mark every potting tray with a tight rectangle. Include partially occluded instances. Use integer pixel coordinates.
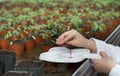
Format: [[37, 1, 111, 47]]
[[0, 51, 16, 74], [15, 61, 45, 76]]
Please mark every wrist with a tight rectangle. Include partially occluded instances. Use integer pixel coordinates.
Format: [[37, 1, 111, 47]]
[[107, 63, 116, 74], [85, 39, 97, 53], [109, 64, 120, 76]]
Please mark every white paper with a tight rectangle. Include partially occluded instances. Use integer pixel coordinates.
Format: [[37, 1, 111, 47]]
[[83, 54, 102, 59], [39, 47, 90, 63]]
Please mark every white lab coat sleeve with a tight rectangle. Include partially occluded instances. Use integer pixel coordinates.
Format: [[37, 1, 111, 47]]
[[109, 64, 120, 76], [91, 38, 120, 63], [91, 38, 120, 76]]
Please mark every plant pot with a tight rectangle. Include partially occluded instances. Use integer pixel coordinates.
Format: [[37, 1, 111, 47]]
[[39, 19, 47, 25], [59, 7, 68, 14], [68, 10, 75, 15], [0, 39, 9, 50], [42, 45, 54, 52], [108, 18, 120, 27], [0, 51, 16, 74], [9, 41, 24, 57], [0, 30, 6, 37], [15, 61, 45, 76], [92, 18, 120, 40], [35, 36, 42, 45], [83, 22, 92, 32], [3, 71, 31, 76], [20, 31, 28, 38], [9, 36, 21, 41], [24, 40, 35, 51]]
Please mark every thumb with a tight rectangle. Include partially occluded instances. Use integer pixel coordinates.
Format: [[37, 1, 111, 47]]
[[100, 51, 108, 58]]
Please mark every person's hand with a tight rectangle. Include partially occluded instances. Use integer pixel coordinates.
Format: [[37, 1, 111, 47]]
[[56, 29, 89, 47], [56, 29, 97, 53], [92, 52, 116, 74]]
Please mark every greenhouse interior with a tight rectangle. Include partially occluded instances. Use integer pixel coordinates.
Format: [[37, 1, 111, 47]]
[[0, 0, 120, 76]]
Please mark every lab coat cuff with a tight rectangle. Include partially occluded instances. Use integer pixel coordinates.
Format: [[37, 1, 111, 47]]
[[90, 38, 105, 54], [109, 64, 120, 76]]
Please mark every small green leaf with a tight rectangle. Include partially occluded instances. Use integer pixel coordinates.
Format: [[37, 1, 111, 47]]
[[10, 41, 13, 45], [32, 36, 36, 40]]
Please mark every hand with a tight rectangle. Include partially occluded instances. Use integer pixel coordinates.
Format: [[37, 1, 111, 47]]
[[56, 29, 97, 53], [56, 29, 89, 47], [92, 52, 116, 74]]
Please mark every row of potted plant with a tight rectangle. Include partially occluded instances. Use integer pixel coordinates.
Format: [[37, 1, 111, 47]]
[[0, 0, 120, 57], [0, 23, 67, 56], [0, 0, 120, 34]]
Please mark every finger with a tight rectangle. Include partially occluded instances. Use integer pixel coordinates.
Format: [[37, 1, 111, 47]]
[[93, 65, 97, 70], [91, 60, 96, 67], [58, 31, 69, 40], [56, 31, 70, 45], [91, 59, 100, 70], [91, 59, 97, 63], [100, 52, 108, 58], [56, 30, 75, 45], [61, 33, 75, 44]]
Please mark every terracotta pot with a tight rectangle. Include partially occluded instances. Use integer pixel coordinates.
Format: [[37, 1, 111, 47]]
[[39, 20, 47, 24], [47, 7, 54, 11], [90, 31, 105, 40], [42, 45, 53, 52], [0, 39, 9, 50], [59, 7, 68, 14], [108, 18, 120, 26], [9, 42, 24, 57], [9, 36, 21, 41], [20, 31, 28, 38], [35, 36, 42, 45], [68, 10, 75, 15], [90, 18, 120, 40], [15, 61, 45, 76], [0, 30, 6, 37], [105, 18, 120, 32], [24, 40, 35, 51], [83, 25, 92, 32]]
